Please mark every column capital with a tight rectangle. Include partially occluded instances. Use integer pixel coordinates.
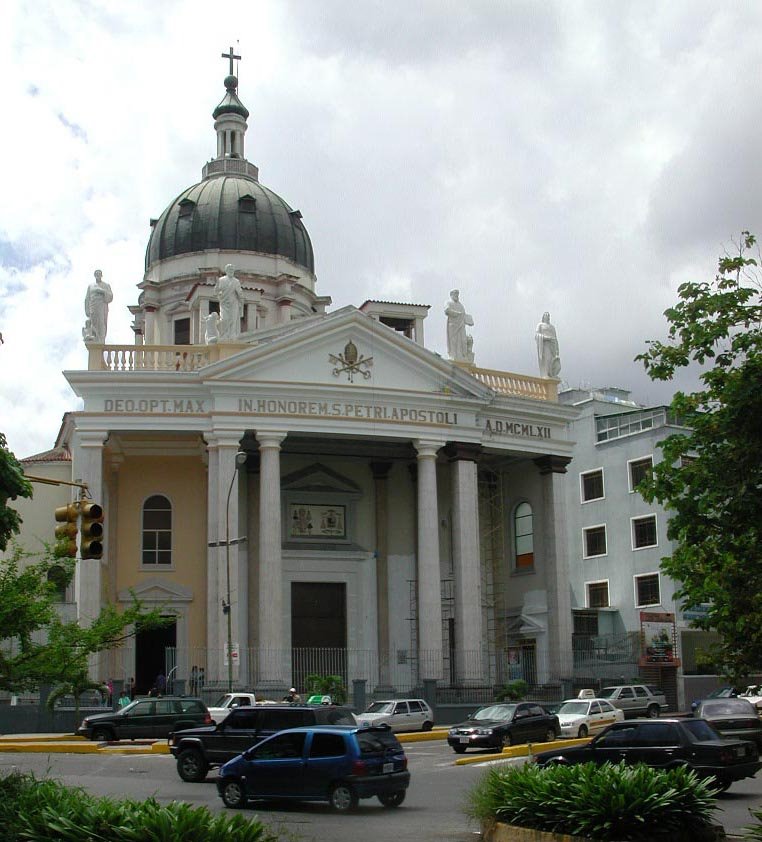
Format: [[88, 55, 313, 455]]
[[369, 461, 392, 480], [256, 430, 287, 450], [444, 441, 482, 463], [413, 439, 446, 459], [206, 432, 245, 450], [534, 454, 573, 475], [76, 430, 109, 448]]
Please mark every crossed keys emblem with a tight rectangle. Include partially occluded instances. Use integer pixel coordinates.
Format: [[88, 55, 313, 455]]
[[329, 339, 373, 382]]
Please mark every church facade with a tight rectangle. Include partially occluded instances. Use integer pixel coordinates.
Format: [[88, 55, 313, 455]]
[[17, 58, 581, 698]]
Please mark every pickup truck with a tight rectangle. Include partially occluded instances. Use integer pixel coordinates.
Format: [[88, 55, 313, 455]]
[[598, 684, 668, 718], [207, 692, 265, 724]]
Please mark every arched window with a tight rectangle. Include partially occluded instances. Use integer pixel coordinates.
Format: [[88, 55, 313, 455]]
[[514, 502, 534, 570], [142, 495, 172, 566]]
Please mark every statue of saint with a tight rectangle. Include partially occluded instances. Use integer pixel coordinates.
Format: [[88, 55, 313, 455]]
[[203, 311, 220, 344], [215, 264, 244, 341], [445, 289, 474, 362], [535, 311, 561, 378], [83, 269, 113, 344]]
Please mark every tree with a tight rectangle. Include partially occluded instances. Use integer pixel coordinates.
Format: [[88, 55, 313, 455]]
[[0, 432, 32, 551], [0, 545, 169, 693], [636, 231, 762, 680]]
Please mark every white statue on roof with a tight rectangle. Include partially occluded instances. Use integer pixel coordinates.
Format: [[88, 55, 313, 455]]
[[83, 269, 113, 344], [445, 289, 474, 363], [215, 264, 244, 340], [536, 311, 561, 378]]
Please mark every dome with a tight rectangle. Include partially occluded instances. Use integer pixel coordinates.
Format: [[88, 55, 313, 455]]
[[145, 175, 314, 273]]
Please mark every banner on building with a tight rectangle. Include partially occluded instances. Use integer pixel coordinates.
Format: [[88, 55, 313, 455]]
[[639, 611, 680, 667]]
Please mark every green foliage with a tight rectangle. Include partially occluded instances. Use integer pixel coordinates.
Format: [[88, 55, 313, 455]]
[[0, 432, 33, 552], [636, 231, 762, 681], [744, 806, 762, 840], [0, 545, 170, 693], [0, 771, 279, 842], [495, 679, 528, 702], [304, 672, 347, 703], [466, 761, 718, 841]]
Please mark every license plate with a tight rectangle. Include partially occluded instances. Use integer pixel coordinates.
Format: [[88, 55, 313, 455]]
[[459, 736, 469, 744], [734, 746, 745, 757], [383, 762, 393, 774]]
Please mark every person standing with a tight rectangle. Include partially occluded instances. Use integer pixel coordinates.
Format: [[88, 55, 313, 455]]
[[155, 672, 166, 696], [283, 687, 301, 703], [83, 269, 113, 343], [118, 690, 131, 708]]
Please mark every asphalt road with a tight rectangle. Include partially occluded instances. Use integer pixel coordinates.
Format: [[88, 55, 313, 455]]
[[2, 742, 762, 840]]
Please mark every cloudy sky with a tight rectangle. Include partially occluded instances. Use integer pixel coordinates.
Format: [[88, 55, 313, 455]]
[[2, 0, 761, 458]]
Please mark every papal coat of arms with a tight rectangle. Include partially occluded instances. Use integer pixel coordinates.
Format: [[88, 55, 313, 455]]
[[329, 339, 373, 383]]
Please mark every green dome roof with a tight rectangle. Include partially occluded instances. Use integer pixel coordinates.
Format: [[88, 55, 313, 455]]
[[145, 175, 314, 273]]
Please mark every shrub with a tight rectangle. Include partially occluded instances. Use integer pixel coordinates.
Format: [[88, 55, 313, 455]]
[[466, 761, 718, 841], [495, 679, 528, 701], [304, 672, 347, 704], [0, 771, 280, 842], [744, 806, 762, 839]]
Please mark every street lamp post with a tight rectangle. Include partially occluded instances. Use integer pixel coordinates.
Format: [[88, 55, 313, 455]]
[[222, 451, 247, 693]]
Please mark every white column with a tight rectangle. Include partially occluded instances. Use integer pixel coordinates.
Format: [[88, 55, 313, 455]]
[[534, 455, 574, 679], [205, 443, 221, 678], [413, 439, 445, 680], [448, 443, 483, 683], [256, 431, 287, 686]]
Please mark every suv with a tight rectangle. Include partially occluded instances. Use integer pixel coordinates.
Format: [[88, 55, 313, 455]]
[[359, 699, 434, 732], [217, 725, 410, 811], [598, 684, 668, 718], [77, 697, 211, 741], [170, 703, 357, 781]]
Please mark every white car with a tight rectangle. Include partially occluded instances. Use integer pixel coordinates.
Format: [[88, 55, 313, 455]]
[[207, 692, 275, 723], [556, 697, 624, 738], [360, 698, 434, 732], [739, 685, 762, 712]]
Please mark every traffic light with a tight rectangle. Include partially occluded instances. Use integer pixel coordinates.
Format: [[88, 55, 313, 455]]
[[54, 503, 79, 558], [80, 501, 104, 560]]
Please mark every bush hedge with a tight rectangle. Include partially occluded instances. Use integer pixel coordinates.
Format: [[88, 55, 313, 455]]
[[0, 771, 279, 842], [466, 761, 719, 841]]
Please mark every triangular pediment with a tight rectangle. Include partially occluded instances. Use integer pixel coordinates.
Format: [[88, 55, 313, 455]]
[[201, 308, 492, 400], [505, 612, 546, 635], [118, 577, 193, 603], [282, 462, 361, 495]]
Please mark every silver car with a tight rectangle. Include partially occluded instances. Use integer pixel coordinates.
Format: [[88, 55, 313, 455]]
[[360, 699, 434, 732]]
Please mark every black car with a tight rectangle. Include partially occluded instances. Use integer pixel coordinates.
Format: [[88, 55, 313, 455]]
[[170, 703, 357, 781], [447, 702, 560, 753], [694, 698, 762, 749], [77, 697, 211, 741], [535, 718, 761, 791]]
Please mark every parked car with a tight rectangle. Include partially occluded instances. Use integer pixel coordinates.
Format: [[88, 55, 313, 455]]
[[169, 703, 356, 781], [447, 702, 560, 753], [77, 697, 211, 741], [216, 725, 410, 812], [690, 686, 738, 714], [555, 697, 624, 738], [359, 699, 434, 732], [598, 684, 667, 718], [693, 698, 762, 749], [534, 718, 761, 791], [207, 692, 276, 724]]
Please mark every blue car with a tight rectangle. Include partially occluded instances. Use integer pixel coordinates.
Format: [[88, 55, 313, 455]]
[[216, 724, 410, 812]]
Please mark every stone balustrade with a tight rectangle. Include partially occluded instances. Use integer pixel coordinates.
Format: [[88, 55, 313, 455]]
[[458, 363, 558, 401]]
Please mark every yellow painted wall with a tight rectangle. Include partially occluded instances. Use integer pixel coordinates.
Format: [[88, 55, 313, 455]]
[[114, 454, 207, 649]]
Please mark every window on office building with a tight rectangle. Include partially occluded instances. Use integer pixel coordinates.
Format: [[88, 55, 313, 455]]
[[580, 469, 604, 502], [632, 514, 657, 549], [629, 456, 653, 492], [583, 525, 607, 558], [635, 573, 660, 607], [586, 580, 609, 608]]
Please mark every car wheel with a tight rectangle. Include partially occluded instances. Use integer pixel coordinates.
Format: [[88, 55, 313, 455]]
[[452, 745, 467, 754], [709, 778, 731, 794], [221, 779, 247, 809], [177, 749, 208, 782], [544, 757, 569, 767], [422, 720, 433, 732], [647, 704, 660, 718], [378, 790, 406, 808], [578, 725, 588, 738], [501, 732, 513, 748], [543, 727, 556, 743], [91, 727, 112, 742], [328, 783, 358, 812]]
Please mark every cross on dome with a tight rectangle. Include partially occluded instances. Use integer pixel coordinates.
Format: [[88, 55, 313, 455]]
[[221, 46, 241, 76]]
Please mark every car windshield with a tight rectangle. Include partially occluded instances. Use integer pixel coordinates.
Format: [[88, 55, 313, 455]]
[[213, 694, 232, 708], [682, 719, 722, 741], [598, 688, 617, 698], [365, 702, 393, 714], [558, 702, 589, 715], [473, 705, 515, 721], [701, 699, 756, 716]]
